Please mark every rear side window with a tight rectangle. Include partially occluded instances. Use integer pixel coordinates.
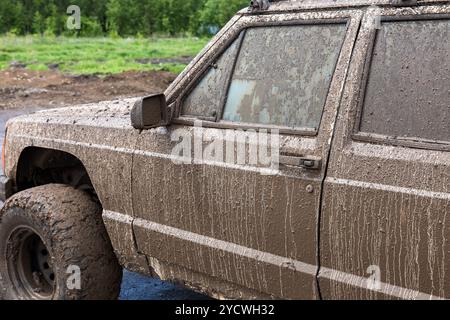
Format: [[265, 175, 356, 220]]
[[359, 19, 450, 143], [222, 24, 347, 130]]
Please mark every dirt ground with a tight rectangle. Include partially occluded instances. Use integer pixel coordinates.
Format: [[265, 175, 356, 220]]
[[0, 67, 177, 110]]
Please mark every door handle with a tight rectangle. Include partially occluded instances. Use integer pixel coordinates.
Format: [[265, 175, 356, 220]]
[[279, 155, 322, 170]]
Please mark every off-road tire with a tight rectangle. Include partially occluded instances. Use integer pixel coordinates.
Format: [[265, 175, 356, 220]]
[[0, 184, 122, 300]]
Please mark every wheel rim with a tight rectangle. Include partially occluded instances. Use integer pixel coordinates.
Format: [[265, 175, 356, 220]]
[[7, 227, 55, 299]]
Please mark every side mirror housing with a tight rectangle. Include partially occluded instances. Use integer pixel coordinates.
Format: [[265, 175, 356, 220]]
[[131, 93, 169, 130]]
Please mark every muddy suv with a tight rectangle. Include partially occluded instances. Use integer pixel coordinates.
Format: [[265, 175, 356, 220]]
[[1, 0, 449, 300]]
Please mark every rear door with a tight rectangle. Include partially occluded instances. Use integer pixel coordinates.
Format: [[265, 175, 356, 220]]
[[319, 4, 450, 299], [132, 9, 362, 299]]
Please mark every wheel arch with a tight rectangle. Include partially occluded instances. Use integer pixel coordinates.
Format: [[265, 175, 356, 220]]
[[15, 146, 99, 202]]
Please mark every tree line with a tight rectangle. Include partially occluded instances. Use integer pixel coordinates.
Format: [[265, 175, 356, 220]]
[[0, 0, 249, 36]]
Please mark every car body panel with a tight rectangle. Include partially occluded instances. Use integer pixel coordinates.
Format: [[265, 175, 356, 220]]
[[3, 100, 150, 274], [131, 9, 362, 299], [319, 4, 450, 300], [2, 0, 449, 300]]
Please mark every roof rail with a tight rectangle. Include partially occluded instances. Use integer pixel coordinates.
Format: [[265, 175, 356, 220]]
[[391, 0, 418, 6], [246, 0, 437, 13], [250, 0, 271, 11]]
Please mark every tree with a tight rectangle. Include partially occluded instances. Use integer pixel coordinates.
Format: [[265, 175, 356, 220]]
[[197, 0, 248, 35], [44, 3, 59, 36], [0, 0, 24, 34], [0, 0, 250, 37], [32, 11, 45, 35]]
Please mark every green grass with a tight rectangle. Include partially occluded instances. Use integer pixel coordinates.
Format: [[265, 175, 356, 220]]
[[0, 35, 210, 75]]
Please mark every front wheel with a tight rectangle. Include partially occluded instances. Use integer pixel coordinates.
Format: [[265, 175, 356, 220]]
[[0, 184, 122, 300]]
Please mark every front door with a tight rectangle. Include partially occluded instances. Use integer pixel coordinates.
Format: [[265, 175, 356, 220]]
[[132, 10, 361, 299]]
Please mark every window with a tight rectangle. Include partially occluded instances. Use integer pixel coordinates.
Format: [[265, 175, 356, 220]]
[[181, 35, 243, 118], [359, 19, 450, 143], [222, 24, 347, 129]]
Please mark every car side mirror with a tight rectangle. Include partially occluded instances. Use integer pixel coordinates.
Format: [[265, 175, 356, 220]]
[[131, 93, 169, 130]]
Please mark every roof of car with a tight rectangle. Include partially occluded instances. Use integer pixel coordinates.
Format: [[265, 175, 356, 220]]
[[239, 0, 450, 14]]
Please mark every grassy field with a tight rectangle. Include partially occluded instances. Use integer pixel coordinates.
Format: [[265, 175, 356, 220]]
[[0, 36, 210, 75]]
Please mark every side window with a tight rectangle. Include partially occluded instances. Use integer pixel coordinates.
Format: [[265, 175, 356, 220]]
[[359, 19, 450, 143], [181, 34, 243, 118], [222, 24, 347, 130]]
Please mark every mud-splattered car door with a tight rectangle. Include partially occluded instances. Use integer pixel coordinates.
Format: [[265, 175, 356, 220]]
[[319, 5, 450, 300], [131, 10, 361, 299]]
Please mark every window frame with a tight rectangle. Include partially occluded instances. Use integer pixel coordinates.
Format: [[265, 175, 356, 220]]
[[352, 11, 450, 152], [173, 13, 351, 137], [178, 31, 246, 122]]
